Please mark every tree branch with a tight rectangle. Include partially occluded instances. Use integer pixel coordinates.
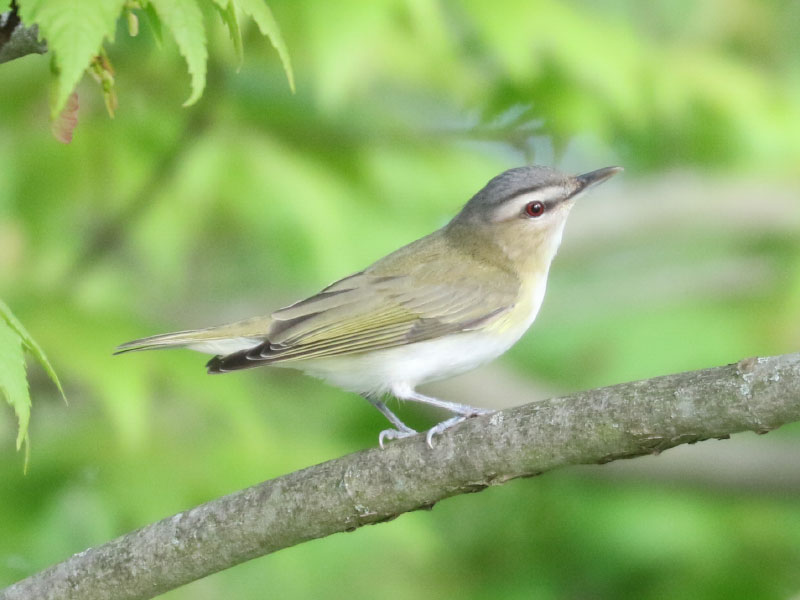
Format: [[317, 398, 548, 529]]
[[3, 352, 800, 600], [0, 3, 47, 64]]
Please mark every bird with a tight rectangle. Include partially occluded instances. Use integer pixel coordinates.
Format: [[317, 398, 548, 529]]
[[116, 165, 622, 447]]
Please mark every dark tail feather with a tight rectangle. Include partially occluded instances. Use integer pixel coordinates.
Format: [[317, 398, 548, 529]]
[[205, 355, 226, 373], [206, 342, 270, 374]]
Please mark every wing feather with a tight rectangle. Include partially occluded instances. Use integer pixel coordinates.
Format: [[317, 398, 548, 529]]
[[210, 234, 521, 371]]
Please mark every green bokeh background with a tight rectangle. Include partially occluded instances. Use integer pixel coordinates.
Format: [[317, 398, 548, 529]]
[[2, 1, 800, 598]]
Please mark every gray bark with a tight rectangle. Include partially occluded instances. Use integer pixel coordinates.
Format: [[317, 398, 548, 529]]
[[0, 7, 46, 64], [2, 352, 799, 600]]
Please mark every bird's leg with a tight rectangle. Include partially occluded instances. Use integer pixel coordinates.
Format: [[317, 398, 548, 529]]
[[401, 391, 493, 417], [392, 387, 494, 448], [362, 395, 417, 448]]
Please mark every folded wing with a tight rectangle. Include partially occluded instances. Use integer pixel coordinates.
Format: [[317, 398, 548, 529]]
[[207, 247, 519, 372]]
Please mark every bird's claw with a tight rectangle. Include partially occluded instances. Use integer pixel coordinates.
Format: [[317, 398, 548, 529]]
[[378, 426, 417, 449], [425, 408, 495, 448], [378, 408, 495, 449]]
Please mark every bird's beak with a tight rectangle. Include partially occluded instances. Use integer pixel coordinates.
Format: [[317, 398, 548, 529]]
[[574, 166, 623, 195]]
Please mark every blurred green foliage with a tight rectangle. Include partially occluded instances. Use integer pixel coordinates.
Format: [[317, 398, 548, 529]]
[[2, 0, 800, 598]]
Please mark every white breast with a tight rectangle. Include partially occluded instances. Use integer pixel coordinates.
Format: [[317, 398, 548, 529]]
[[294, 276, 549, 396]]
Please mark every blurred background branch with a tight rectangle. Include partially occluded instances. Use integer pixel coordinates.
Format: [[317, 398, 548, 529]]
[[64, 107, 212, 283], [3, 351, 799, 600]]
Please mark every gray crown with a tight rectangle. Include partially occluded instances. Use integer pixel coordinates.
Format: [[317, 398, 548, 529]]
[[459, 166, 572, 216]]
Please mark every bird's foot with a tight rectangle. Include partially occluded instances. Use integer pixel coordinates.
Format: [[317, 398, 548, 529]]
[[378, 425, 418, 449], [425, 408, 494, 448]]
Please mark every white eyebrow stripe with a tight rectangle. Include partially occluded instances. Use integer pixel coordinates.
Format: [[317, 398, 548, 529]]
[[491, 187, 563, 221]]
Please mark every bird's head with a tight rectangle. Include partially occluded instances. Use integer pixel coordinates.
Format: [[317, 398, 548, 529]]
[[448, 165, 622, 274]]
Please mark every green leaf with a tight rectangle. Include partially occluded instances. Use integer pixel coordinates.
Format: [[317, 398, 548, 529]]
[[0, 319, 30, 451], [0, 299, 66, 403], [18, 0, 126, 117], [215, 0, 243, 69], [234, 0, 294, 92], [142, 1, 164, 46], [149, 0, 208, 106]]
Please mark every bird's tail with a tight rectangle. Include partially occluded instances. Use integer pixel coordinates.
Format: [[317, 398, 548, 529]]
[[114, 317, 270, 356]]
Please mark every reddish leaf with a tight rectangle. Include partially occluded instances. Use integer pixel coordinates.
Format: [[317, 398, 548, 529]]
[[51, 91, 79, 144]]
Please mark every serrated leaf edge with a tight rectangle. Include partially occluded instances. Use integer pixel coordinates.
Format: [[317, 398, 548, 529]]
[[0, 299, 66, 403]]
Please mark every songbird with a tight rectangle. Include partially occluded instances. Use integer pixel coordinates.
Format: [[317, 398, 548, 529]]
[[116, 165, 622, 447]]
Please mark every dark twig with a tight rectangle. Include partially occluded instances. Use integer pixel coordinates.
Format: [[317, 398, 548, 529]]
[[0, 1, 47, 64]]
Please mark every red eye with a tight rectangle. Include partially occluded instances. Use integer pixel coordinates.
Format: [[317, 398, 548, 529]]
[[525, 201, 545, 217]]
